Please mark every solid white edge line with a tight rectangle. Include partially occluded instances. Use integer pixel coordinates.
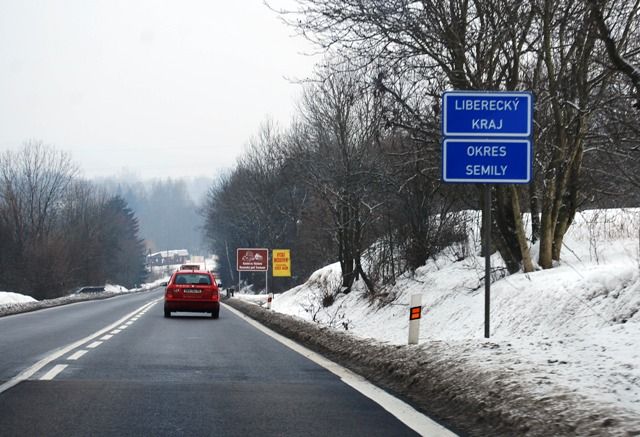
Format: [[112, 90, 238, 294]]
[[222, 303, 457, 437], [0, 298, 161, 394], [67, 350, 88, 361], [40, 364, 68, 381]]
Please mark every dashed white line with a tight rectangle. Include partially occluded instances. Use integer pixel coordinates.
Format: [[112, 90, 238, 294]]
[[0, 298, 161, 394], [40, 364, 68, 381], [87, 341, 102, 349], [111, 329, 122, 334], [67, 350, 88, 360], [100, 335, 113, 341]]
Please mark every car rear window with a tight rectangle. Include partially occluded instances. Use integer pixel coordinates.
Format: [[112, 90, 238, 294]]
[[174, 274, 212, 285]]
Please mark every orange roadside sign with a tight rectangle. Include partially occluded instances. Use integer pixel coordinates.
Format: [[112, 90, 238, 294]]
[[409, 306, 422, 320]]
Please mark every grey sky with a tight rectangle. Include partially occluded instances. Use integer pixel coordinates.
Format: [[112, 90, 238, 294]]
[[0, 0, 316, 179]]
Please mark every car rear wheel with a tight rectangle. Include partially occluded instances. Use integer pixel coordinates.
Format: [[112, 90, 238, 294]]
[[164, 309, 171, 318], [212, 308, 219, 319]]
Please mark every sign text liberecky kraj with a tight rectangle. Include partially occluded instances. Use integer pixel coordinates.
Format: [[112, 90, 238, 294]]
[[441, 91, 533, 184], [442, 91, 532, 137]]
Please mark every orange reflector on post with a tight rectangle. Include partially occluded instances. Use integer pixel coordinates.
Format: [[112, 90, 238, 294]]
[[409, 306, 422, 320]]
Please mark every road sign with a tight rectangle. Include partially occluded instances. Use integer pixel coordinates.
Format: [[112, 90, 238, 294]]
[[442, 91, 532, 137], [272, 249, 291, 277], [237, 248, 268, 271], [441, 90, 534, 337], [442, 138, 531, 183]]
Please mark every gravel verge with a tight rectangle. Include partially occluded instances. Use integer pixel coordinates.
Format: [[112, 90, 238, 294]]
[[224, 297, 640, 437]]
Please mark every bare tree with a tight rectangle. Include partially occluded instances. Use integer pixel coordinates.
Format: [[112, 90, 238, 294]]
[[289, 68, 384, 293], [0, 142, 147, 297], [278, 0, 540, 273], [586, 0, 640, 107], [203, 121, 327, 291], [0, 141, 78, 296], [276, 0, 639, 273]]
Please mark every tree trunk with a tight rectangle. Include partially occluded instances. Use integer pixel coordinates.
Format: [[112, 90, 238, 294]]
[[511, 186, 534, 272], [538, 173, 557, 269], [529, 179, 541, 244], [355, 256, 375, 295], [492, 186, 524, 274]]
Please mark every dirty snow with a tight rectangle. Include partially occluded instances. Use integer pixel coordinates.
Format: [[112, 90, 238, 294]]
[[239, 208, 640, 421]]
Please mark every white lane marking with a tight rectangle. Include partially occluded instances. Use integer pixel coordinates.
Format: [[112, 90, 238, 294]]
[[223, 303, 457, 437], [0, 290, 159, 320], [100, 335, 113, 341], [110, 329, 122, 334], [40, 364, 68, 381], [68, 350, 88, 361], [0, 298, 162, 394], [118, 325, 128, 330], [87, 341, 102, 349]]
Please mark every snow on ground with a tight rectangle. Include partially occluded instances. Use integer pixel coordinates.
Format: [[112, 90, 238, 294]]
[[104, 284, 128, 293], [0, 291, 37, 306], [239, 208, 640, 417], [0, 277, 170, 317]]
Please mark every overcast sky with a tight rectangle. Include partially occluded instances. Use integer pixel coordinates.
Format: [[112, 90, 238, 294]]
[[0, 0, 317, 179]]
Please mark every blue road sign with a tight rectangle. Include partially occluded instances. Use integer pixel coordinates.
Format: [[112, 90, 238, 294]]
[[442, 91, 532, 137], [442, 139, 531, 184]]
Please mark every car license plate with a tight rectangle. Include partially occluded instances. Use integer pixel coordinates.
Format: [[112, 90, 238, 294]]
[[184, 289, 201, 293]]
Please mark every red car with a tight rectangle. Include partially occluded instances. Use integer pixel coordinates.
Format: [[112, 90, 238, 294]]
[[164, 270, 220, 318]]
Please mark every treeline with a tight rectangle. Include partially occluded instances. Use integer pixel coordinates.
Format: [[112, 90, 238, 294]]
[[97, 177, 206, 254], [0, 142, 147, 299], [204, 0, 640, 294]]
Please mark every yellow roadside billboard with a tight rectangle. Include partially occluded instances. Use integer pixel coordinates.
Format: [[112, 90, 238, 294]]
[[272, 249, 291, 277]]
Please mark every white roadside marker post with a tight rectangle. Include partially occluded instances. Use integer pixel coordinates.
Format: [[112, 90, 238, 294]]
[[267, 293, 273, 310], [408, 294, 422, 345]]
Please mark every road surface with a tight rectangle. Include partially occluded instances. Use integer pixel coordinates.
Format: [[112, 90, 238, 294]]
[[0, 288, 452, 436]]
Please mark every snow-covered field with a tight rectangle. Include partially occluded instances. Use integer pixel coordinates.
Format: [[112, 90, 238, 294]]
[[239, 209, 640, 418], [0, 278, 169, 317], [0, 291, 37, 305]]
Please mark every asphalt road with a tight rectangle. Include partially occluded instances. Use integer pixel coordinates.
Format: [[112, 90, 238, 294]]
[[0, 288, 424, 436]]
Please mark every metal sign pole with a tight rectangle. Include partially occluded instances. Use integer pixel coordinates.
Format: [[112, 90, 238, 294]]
[[441, 91, 533, 340], [484, 185, 491, 338]]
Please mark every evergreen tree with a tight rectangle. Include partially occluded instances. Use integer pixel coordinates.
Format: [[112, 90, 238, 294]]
[[100, 196, 147, 288]]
